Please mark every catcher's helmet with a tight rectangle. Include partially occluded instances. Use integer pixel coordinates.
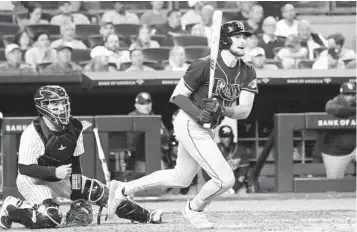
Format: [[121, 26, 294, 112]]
[[219, 125, 234, 138], [219, 21, 252, 50], [34, 85, 71, 127]]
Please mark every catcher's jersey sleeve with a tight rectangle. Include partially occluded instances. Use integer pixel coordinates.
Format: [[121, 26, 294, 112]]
[[18, 123, 45, 165], [183, 58, 209, 91], [241, 65, 259, 94], [73, 132, 85, 157]]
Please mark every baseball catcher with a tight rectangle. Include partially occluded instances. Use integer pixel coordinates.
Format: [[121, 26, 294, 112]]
[[0, 85, 163, 229]]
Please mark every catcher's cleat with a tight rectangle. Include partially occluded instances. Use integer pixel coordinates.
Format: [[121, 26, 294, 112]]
[[182, 200, 214, 229], [107, 180, 126, 219], [0, 197, 22, 229]]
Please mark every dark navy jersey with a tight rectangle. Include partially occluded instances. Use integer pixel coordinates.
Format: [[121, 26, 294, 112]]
[[183, 51, 259, 111]]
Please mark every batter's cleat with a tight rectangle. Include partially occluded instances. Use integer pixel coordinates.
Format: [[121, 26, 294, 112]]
[[148, 209, 163, 224], [182, 200, 214, 229], [0, 196, 22, 229], [107, 180, 126, 219]]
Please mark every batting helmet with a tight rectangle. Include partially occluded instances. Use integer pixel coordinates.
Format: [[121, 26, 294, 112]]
[[34, 85, 71, 128], [219, 21, 252, 50], [219, 125, 234, 138]]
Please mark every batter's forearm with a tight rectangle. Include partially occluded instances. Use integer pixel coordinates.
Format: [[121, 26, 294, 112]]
[[18, 164, 58, 181], [222, 105, 251, 120]]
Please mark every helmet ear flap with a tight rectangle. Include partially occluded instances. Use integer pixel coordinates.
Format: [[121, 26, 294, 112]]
[[219, 34, 232, 50]]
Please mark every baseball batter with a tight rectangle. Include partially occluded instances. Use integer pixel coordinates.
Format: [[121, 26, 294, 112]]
[[0, 85, 162, 229], [108, 21, 258, 229]]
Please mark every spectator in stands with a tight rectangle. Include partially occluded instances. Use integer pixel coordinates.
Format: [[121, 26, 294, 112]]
[[13, 31, 32, 51], [319, 33, 356, 62], [298, 19, 328, 60], [250, 47, 278, 70], [193, 4, 214, 45], [181, 1, 203, 30], [165, 46, 189, 71], [275, 4, 298, 38], [224, 1, 254, 22], [25, 31, 57, 69], [101, 1, 140, 25], [275, 34, 308, 69], [190, 24, 206, 40], [125, 49, 155, 72], [51, 22, 87, 50], [346, 36, 357, 69], [50, 1, 90, 26], [321, 82, 356, 179], [104, 33, 130, 70], [84, 46, 117, 72], [0, 44, 35, 73], [129, 25, 160, 50], [18, 3, 49, 30], [312, 48, 345, 70], [243, 4, 264, 35], [45, 43, 82, 72], [140, 1, 166, 26], [258, 16, 285, 59], [99, 21, 115, 43], [242, 33, 259, 62]]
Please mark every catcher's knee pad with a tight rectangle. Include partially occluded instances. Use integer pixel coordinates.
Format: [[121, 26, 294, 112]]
[[115, 198, 153, 223], [8, 198, 62, 229], [73, 177, 109, 207]]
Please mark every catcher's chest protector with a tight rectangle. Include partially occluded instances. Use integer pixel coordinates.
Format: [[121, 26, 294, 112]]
[[34, 117, 82, 167]]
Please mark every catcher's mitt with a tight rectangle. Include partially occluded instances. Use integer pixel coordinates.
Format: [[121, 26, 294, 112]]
[[65, 199, 93, 227]]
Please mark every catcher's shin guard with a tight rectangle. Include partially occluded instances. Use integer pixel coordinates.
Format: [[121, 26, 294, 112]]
[[115, 199, 162, 223]]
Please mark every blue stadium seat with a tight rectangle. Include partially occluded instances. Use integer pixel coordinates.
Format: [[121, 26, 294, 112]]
[[298, 60, 315, 69], [184, 46, 210, 62], [71, 49, 91, 63], [0, 13, 13, 23], [150, 34, 166, 46], [114, 24, 141, 37], [0, 23, 19, 36], [75, 24, 100, 40], [0, 49, 5, 61], [142, 47, 171, 63], [25, 24, 60, 37], [173, 35, 208, 47]]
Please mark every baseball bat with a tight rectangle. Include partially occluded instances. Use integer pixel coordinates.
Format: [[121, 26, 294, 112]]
[[204, 10, 223, 129], [93, 128, 111, 186]]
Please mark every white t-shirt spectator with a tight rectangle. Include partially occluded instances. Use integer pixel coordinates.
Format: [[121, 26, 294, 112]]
[[51, 39, 87, 50], [312, 57, 345, 69], [25, 47, 57, 68], [102, 10, 140, 24], [318, 48, 356, 62], [50, 13, 90, 26], [275, 19, 299, 37], [276, 47, 308, 69]]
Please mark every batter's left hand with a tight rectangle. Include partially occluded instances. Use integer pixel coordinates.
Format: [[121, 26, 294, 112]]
[[203, 98, 225, 116]]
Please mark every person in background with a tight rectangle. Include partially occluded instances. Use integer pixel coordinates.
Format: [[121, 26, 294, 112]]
[[18, 3, 49, 30], [165, 46, 189, 71], [224, 1, 254, 22], [181, 1, 203, 30], [99, 21, 115, 44], [0, 44, 35, 73], [129, 25, 160, 50], [45, 44, 82, 72], [242, 33, 259, 62], [321, 82, 356, 179], [275, 4, 299, 38], [250, 47, 278, 70], [51, 22, 87, 50], [84, 46, 117, 72], [243, 4, 264, 35], [13, 31, 32, 51], [125, 49, 155, 72], [190, 24, 206, 37], [193, 4, 214, 44], [140, 1, 166, 26], [101, 1, 140, 25], [50, 1, 90, 26], [275, 34, 308, 69], [25, 31, 57, 69], [313, 48, 345, 70], [318, 33, 356, 62], [103, 33, 130, 70], [258, 16, 285, 59]]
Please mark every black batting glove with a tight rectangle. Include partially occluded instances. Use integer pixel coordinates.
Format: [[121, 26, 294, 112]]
[[203, 98, 225, 116], [196, 109, 213, 125]]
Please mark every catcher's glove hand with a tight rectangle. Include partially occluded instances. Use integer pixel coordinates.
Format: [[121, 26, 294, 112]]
[[66, 199, 93, 227]]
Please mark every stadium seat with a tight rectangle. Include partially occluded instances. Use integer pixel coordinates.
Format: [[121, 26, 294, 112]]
[[25, 24, 60, 38], [184, 23, 196, 33], [313, 47, 327, 58], [75, 24, 100, 40], [150, 34, 166, 46], [142, 47, 171, 63], [114, 24, 141, 37], [2, 34, 14, 47], [173, 35, 208, 47], [265, 59, 283, 69], [120, 60, 159, 71], [273, 46, 283, 56], [0, 23, 19, 36], [0, 49, 5, 61], [298, 60, 315, 69], [0, 13, 13, 23], [185, 46, 210, 62], [71, 49, 91, 63], [343, 59, 355, 65]]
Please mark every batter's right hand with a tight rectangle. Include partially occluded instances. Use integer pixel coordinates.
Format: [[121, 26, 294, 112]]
[[197, 109, 212, 125], [56, 164, 72, 179]]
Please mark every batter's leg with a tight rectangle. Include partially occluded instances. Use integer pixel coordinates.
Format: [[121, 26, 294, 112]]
[[16, 175, 53, 205]]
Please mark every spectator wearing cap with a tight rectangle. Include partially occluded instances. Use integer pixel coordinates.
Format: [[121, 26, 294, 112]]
[[25, 31, 57, 69], [312, 48, 345, 70], [165, 46, 189, 71], [298, 19, 328, 60], [243, 4, 264, 36], [321, 82, 356, 179], [129, 25, 160, 50], [275, 4, 299, 38], [126, 92, 170, 173], [250, 47, 278, 70], [140, 1, 167, 26], [18, 3, 49, 31], [50, 1, 90, 26], [317, 33, 356, 63], [181, 1, 203, 29], [84, 46, 117, 72], [125, 49, 155, 72], [51, 22, 87, 50], [101, 1, 139, 25], [275, 34, 308, 69], [103, 33, 130, 70], [45, 44, 81, 72], [258, 16, 285, 59], [0, 44, 35, 73]]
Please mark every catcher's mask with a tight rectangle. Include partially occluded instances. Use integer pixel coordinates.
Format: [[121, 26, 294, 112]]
[[34, 85, 71, 128]]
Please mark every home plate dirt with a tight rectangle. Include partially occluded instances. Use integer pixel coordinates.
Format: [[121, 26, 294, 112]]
[[5, 196, 356, 232]]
